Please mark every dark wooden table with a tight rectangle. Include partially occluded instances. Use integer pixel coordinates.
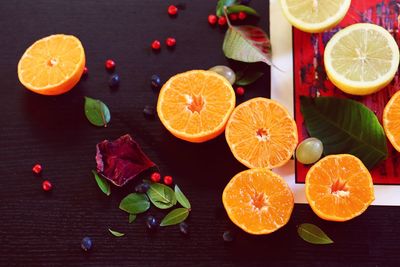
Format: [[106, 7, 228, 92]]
[[1, 1, 399, 266]]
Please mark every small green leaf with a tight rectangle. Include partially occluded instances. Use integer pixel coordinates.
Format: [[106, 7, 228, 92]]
[[92, 170, 110, 196], [160, 208, 190, 227], [227, 5, 259, 16], [223, 26, 272, 65], [297, 223, 334, 245], [108, 228, 125, 237], [235, 71, 264, 86], [128, 214, 136, 224], [174, 185, 191, 209], [119, 193, 150, 214], [147, 183, 177, 209], [300, 96, 388, 169], [84, 96, 111, 127], [216, 0, 239, 17]]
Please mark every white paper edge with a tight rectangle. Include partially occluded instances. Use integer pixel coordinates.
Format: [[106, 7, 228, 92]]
[[269, 0, 400, 206]]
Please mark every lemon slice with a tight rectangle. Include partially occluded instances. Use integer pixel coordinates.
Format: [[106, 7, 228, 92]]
[[279, 0, 351, 33], [325, 23, 400, 96]]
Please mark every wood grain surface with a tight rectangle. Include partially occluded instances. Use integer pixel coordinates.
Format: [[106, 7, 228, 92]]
[[0, 1, 399, 266]]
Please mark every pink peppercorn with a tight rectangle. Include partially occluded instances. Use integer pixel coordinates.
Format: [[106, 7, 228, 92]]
[[218, 17, 227, 26], [163, 176, 173, 185], [151, 172, 161, 182], [236, 87, 245, 96], [238, 12, 247, 20], [165, 37, 176, 47], [32, 164, 42, 175], [42, 180, 52, 191], [105, 60, 116, 71], [151, 40, 161, 50], [168, 5, 178, 16], [208, 14, 217, 25]]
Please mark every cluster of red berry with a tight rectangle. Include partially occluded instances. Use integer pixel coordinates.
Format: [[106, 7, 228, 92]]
[[150, 171, 173, 185], [208, 11, 247, 27], [151, 5, 179, 51], [32, 164, 52, 191]]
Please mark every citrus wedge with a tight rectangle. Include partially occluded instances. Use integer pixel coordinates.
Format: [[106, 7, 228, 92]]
[[18, 34, 85, 95], [305, 154, 375, 222], [223, 168, 294, 235], [383, 90, 400, 152], [279, 0, 351, 33], [225, 97, 298, 169], [157, 70, 236, 143], [324, 23, 400, 95]]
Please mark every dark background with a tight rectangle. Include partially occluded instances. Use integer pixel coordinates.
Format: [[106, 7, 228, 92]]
[[0, 0, 399, 266]]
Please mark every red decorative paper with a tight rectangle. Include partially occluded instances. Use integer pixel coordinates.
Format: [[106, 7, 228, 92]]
[[294, 0, 400, 184]]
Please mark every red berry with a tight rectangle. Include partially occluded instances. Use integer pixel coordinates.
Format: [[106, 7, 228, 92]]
[[32, 164, 42, 175], [238, 11, 247, 20], [42, 180, 52, 191], [165, 37, 176, 47], [168, 5, 178, 16], [105, 60, 116, 71], [208, 14, 217, 25], [83, 66, 88, 75], [218, 16, 227, 26], [151, 40, 161, 50], [151, 172, 161, 182], [229, 13, 238, 21], [163, 175, 173, 185], [236, 87, 245, 96]]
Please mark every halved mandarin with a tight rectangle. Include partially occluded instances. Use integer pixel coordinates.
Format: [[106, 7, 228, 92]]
[[305, 154, 375, 222], [222, 168, 294, 235], [383, 90, 400, 152], [157, 70, 236, 143], [18, 34, 85, 95], [225, 97, 298, 169]]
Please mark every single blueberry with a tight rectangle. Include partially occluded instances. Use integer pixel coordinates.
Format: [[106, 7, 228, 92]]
[[109, 74, 120, 88], [146, 215, 159, 230], [179, 222, 189, 235], [81, 237, 92, 251], [135, 182, 150, 193], [143, 105, 155, 118], [223, 230, 234, 242], [151, 75, 161, 89]]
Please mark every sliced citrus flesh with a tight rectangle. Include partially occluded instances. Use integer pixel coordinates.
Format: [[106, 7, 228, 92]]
[[18, 34, 85, 95], [223, 168, 294, 235], [324, 23, 400, 96], [157, 70, 236, 143], [383, 90, 400, 152], [225, 97, 298, 169], [305, 154, 375, 222], [279, 0, 351, 33]]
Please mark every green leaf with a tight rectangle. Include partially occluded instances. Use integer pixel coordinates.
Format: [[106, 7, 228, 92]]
[[108, 228, 125, 237], [216, 0, 239, 17], [84, 96, 111, 127], [300, 96, 388, 169], [297, 223, 334, 245], [235, 71, 264, 86], [160, 208, 190, 227], [227, 5, 259, 16], [92, 170, 110, 196], [223, 25, 272, 65], [128, 214, 136, 224], [119, 193, 150, 214], [147, 183, 177, 209], [174, 185, 191, 209]]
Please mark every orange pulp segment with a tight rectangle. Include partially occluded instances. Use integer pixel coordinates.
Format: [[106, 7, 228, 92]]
[[383, 90, 400, 152]]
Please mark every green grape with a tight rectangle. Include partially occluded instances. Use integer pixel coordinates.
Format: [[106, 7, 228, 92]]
[[208, 65, 236, 85], [296, 137, 323, 165]]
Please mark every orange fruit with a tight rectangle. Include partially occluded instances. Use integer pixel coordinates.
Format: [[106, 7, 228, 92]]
[[222, 168, 294, 235], [305, 154, 375, 222], [18, 34, 85, 95], [157, 70, 236, 143], [383, 90, 400, 152], [225, 97, 298, 169]]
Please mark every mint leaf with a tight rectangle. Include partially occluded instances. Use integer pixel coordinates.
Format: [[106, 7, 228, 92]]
[[174, 185, 191, 209], [147, 183, 177, 209], [297, 223, 333, 245], [227, 5, 259, 16], [119, 193, 150, 214], [128, 214, 136, 224], [84, 96, 111, 127], [160, 208, 190, 227], [235, 71, 264, 86], [108, 228, 125, 237], [216, 0, 239, 16], [92, 170, 110, 196]]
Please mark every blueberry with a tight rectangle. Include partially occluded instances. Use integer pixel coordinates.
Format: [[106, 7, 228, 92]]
[[151, 75, 161, 89], [109, 74, 120, 88], [81, 237, 92, 251], [143, 105, 155, 118], [146, 215, 159, 230], [135, 182, 150, 193], [179, 222, 189, 235], [222, 230, 234, 242], [241, 0, 251, 5]]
